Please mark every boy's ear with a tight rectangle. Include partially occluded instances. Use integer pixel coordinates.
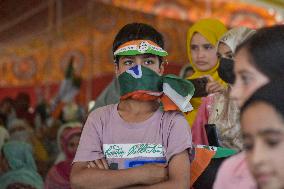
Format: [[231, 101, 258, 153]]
[[114, 63, 119, 76]]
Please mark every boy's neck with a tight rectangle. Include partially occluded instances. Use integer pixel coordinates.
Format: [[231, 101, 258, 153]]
[[118, 99, 160, 123]]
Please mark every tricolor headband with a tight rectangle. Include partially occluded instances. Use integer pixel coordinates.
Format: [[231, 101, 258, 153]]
[[114, 40, 168, 57]]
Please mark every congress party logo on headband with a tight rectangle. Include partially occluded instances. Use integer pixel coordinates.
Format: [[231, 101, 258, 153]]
[[138, 41, 150, 53]]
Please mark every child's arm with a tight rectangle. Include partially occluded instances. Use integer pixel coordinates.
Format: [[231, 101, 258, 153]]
[[70, 161, 168, 189], [126, 150, 190, 189]]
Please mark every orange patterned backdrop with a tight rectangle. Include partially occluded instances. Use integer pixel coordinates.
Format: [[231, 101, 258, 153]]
[[0, 0, 281, 105]]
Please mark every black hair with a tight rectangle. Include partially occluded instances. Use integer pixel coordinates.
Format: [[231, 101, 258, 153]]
[[241, 79, 284, 119], [235, 25, 284, 81], [112, 23, 165, 65]]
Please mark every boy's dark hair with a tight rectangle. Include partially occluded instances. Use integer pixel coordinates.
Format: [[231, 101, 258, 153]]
[[112, 23, 165, 65], [235, 25, 284, 81]]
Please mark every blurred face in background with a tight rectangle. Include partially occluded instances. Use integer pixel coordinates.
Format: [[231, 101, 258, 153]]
[[9, 124, 31, 143], [231, 48, 269, 107], [190, 32, 218, 72], [241, 102, 284, 189], [67, 134, 80, 156]]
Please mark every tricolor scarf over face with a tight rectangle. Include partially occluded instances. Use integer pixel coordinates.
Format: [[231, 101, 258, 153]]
[[186, 18, 228, 126], [118, 65, 195, 113]]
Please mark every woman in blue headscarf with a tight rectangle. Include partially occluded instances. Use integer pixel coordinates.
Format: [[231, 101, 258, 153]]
[[0, 141, 43, 189]]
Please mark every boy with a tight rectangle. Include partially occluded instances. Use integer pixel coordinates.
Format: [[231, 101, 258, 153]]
[[71, 23, 192, 189]]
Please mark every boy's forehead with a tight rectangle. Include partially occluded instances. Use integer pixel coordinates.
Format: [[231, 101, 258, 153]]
[[119, 54, 159, 59]]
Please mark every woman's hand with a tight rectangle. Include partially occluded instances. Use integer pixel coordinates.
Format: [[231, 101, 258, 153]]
[[204, 75, 226, 94]]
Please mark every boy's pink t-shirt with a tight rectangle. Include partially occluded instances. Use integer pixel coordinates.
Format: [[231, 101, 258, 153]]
[[73, 104, 192, 169]]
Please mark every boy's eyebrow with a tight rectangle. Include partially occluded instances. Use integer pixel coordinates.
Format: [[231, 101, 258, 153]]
[[120, 56, 134, 59], [141, 54, 158, 58]]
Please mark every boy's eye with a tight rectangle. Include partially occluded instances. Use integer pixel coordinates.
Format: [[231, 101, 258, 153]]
[[144, 59, 154, 65], [123, 60, 134, 66]]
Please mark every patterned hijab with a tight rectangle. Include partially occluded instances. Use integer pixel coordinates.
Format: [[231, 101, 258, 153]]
[[217, 26, 256, 54], [185, 18, 227, 126]]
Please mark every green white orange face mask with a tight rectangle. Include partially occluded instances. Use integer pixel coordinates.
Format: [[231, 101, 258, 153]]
[[118, 65, 195, 113]]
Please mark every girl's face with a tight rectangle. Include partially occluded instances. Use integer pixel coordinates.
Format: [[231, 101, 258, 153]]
[[190, 32, 218, 72], [116, 54, 164, 76], [231, 48, 269, 107], [241, 102, 284, 189]]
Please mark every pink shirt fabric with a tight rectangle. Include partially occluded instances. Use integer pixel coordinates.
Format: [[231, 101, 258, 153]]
[[213, 152, 257, 189], [191, 97, 210, 145], [74, 104, 192, 169]]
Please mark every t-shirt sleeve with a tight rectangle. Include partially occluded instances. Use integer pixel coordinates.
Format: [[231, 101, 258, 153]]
[[164, 112, 192, 162], [73, 109, 105, 162]]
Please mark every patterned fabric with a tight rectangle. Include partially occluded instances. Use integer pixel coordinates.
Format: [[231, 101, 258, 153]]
[[114, 40, 168, 57], [207, 91, 243, 151], [118, 65, 195, 112], [190, 145, 237, 187], [217, 27, 256, 54], [192, 90, 242, 151]]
